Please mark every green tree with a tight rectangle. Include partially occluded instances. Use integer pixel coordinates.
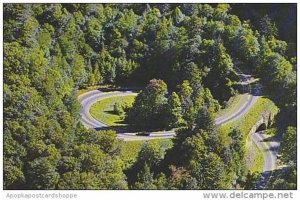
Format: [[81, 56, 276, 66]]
[[269, 164, 296, 190], [85, 17, 104, 51], [280, 126, 296, 163], [177, 80, 193, 119], [204, 40, 235, 102], [71, 144, 127, 189], [116, 9, 137, 36], [168, 166, 197, 189], [214, 4, 231, 21], [127, 79, 168, 129], [113, 102, 124, 115], [126, 140, 166, 188], [259, 15, 278, 38], [155, 17, 175, 53], [189, 152, 226, 189], [58, 171, 102, 189], [172, 7, 185, 25], [228, 129, 246, 183], [3, 131, 26, 189], [99, 49, 116, 83], [133, 164, 157, 189], [72, 54, 87, 86], [181, 62, 203, 92], [3, 3, 296, 190], [194, 107, 215, 132], [26, 145, 61, 189], [243, 171, 260, 189], [20, 16, 39, 47], [165, 92, 184, 128], [234, 23, 260, 64], [90, 62, 103, 85]]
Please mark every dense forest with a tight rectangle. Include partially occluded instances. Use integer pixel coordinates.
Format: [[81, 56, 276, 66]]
[[3, 3, 296, 189]]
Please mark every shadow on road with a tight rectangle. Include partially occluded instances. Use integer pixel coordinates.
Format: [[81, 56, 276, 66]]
[[255, 170, 273, 190], [249, 82, 263, 97], [94, 124, 173, 135], [260, 135, 280, 142], [94, 125, 128, 133], [255, 165, 294, 190], [96, 87, 142, 93]]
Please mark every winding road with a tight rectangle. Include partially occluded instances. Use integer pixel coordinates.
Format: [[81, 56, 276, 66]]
[[252, 131, 280, 189], [78, 89, 258, 140], [78, 70, 280, 189], [78, 69, 260, 140]]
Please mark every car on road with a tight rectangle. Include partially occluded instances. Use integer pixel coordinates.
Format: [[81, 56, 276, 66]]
[[136, 132, 150, 136]]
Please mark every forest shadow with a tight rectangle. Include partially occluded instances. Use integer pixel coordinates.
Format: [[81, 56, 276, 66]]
[[260, 135, 280, 143], [94, 124, 173, 134], [255, 165, 294, 190], [94, 125, 129, 133], [104, 110, 119, 115], [96, 87, 141, 93], [249, 83, 263, 97], [255, 170, 273, 190]]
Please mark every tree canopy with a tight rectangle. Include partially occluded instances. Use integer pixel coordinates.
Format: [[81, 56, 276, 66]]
[[3, 3, 296, 190]]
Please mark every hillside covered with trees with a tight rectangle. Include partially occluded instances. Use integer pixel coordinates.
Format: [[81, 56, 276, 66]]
[[3, 3, 296, 189]]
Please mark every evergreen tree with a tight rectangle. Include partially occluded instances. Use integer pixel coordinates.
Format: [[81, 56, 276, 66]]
[[165, 92, 184, 128], [127, 79, 168, 129]]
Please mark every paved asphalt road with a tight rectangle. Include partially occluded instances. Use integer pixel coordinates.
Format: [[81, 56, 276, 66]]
[[251, 131, 280, 189], [78, 70, 279, 189], [78, 68, 259, 139], [78, 90, 175, 141], [78, 89, 259, 140]]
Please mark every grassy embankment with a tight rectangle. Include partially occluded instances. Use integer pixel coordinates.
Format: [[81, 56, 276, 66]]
[[120, 139, 173, 169], [89, 95, 136, 126], [245, 135, 265, 173], [79, 87, 172, 168], [80, 86, 277, 172], [216, 94, 245, 118], [77, 84, 121, 96], [218, 96, 279, 173], [119, 95, 276, 171], [88, 94, 174, 168]]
